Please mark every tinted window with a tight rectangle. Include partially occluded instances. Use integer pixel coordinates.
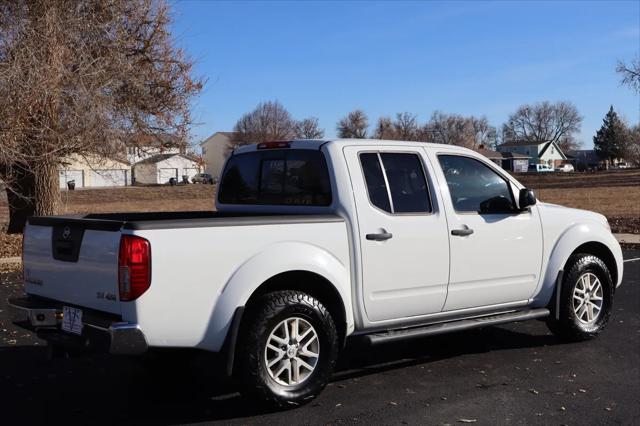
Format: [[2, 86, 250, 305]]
[[360, 152, 431, 214], [218, 150, 332, 206], [438, 155, 515, 213], [360, 153, 391, 213], [381, 153, 431, 213]]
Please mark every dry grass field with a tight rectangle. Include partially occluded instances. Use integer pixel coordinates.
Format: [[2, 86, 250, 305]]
[[0, 169, 638, 257]]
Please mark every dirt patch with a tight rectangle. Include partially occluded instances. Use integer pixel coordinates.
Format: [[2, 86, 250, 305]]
[[0, 225, 21, 258]]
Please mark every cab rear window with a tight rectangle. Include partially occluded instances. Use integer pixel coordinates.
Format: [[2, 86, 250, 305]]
[[218, 150, 332, 206]]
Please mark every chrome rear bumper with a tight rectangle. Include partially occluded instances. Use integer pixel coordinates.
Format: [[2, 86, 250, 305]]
[[8, 297, 148, 355]]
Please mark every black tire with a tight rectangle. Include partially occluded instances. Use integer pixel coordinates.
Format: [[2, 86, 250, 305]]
[[236, 290, 339, 407], [547, 253, 613, 341]]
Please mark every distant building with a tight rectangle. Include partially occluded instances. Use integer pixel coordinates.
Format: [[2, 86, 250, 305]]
[[200, 131, 236, 181], [498, 141, 567, 168], [59, 154, 131, 189], [132, 153, 202, 184], [125, 133, 185, 164], [474, 145, 530, 173]]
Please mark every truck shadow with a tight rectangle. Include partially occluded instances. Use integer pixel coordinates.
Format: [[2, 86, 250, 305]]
[[0, 324, 564, 425]]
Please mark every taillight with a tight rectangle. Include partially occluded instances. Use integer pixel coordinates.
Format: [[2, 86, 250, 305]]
[[118, 235, 151, 301]]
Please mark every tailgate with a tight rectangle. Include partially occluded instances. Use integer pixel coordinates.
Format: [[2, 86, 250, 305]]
[[22, 217, 124, 315]]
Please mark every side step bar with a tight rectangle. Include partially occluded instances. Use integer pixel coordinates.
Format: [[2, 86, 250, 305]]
[[364, 308, 550, 346]]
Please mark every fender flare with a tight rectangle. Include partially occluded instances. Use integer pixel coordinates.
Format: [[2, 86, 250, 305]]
[[197, 241, 353, 353], [532, 222, 623, 308]]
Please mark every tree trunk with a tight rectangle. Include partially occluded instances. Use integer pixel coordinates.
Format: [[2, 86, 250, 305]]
[[6, 161, 59, 234]]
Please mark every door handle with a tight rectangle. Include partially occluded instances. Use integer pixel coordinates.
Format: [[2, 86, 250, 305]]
[[451, 227, 474, 236], [366, 230, 393, 241]]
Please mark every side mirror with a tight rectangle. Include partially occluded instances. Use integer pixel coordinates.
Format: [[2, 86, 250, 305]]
[[519, 188, 536, 210]]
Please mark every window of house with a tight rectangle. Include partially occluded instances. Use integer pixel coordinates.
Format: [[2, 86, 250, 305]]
[[437, 155, 515, 214], [360, 152, 431, 214]]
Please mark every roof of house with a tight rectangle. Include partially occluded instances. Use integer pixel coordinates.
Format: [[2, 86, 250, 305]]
[[538, 141, 567, 160], [134, 153, 198, 165], [474, 147, 504, 159], [200, 131, 238, 146], [500, 151, 531, 159], [498, 141, 547, 148]]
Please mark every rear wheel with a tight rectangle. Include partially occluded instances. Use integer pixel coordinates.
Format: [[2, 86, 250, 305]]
[[547, 253, 613, 341], [236, 290, 338, 407]]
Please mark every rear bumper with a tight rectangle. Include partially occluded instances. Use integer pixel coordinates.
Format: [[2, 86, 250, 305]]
[[8, 297, 148, 355]]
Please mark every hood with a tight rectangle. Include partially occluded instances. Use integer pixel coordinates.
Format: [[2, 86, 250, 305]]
[[536, 202, 610, 231]]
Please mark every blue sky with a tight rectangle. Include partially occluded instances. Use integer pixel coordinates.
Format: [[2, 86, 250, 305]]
[[172, 0, 640, 148]]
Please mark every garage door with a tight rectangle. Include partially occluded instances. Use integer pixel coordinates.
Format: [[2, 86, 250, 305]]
[[158, 168, 178, 184], [59, 170, 84, 189], [90, 170, 128, 187]]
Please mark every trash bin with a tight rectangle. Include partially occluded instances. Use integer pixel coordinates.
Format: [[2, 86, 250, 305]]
[[67, 180, 75, 190], [169, 177, 176, 186]]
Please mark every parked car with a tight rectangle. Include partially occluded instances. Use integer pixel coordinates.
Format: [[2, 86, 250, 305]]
[[11, 139, 623, 407], [192, 173, 215, 184], [555, 164, 575, 173], [529, 163, 554, 172]]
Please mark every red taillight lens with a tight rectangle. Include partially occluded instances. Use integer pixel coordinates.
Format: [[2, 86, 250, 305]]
[[118, 235, 151, 301]]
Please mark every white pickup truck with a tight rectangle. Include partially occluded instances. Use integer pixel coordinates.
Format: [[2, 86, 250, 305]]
[[10, 139, 623, 406]]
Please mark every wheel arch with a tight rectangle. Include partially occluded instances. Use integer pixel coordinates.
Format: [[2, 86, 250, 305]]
[[199, 241, 353, 353], [243, 270, 348, 347], [567, 241, 618, 288], [532, 222, 623, 308]]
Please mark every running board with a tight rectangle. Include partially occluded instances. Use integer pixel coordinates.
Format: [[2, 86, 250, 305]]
[[364, 308, 550, 346]]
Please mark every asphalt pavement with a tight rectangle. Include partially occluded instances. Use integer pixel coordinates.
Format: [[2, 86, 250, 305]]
[[0, 251, 638, 425]]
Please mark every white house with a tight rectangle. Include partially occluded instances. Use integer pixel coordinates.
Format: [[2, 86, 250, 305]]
[[498, 141, 567, 168], [200, 131, 234, 181], [59, 154, 131, 189], [125, 133, 183, 164], [132, 153, 202, 184]]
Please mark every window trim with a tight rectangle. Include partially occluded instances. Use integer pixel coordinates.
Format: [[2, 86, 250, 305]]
[[358, 150, 434, 216], [436, 153, 518, 215]]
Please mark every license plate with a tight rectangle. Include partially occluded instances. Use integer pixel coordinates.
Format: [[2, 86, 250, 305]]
[[61, 306, 83, 335]]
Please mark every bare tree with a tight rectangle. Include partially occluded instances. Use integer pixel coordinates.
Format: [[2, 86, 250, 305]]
[[0, 0, 203, 233], [337, 110, 368, 138], [393, 112, 419, 141], [232, 100, 296, 148], [295, 117, 324, 139], [626, 124, 640, 167], [502, 101, 582, 151], [616, 56, 640, 93], [373, 116, 395, 139], [423, 111, 494, 148]]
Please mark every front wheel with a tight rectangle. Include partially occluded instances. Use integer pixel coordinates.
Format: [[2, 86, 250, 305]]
[[547, 253, 613, 341], [236, 290, 339, 407]]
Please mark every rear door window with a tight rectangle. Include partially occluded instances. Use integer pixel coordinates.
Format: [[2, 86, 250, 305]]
[[360, 152, 431, 214], [219, 150, 332, 206]]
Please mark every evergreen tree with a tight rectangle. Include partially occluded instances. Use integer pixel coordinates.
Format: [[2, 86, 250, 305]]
[[593, 106, 628, 163]]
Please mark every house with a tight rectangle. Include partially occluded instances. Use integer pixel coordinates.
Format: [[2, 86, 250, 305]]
[[473, 145, 530, 173], [125, 133, 184, 164], [200, 131, 236, 181], [474, 146, 503, 166], [132, 153, 202, 184], [59, 154, 131, 189], [498, 141, 567, 168], [500, 152, 531, 173]]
